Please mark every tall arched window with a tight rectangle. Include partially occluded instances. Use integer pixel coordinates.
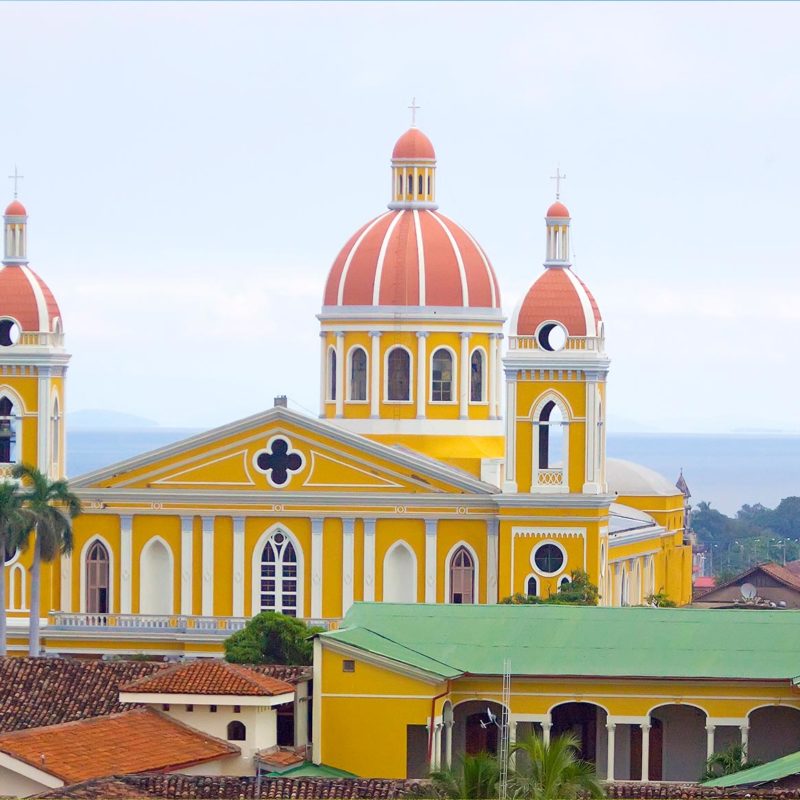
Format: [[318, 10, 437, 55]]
[[470, 350, 484, 402], [140, 539, 173, 615], [227, 720, 247, 741], [349, 348, 367, 402], [538, 400, 564, 469], [327, 348, 337, 401], [418, 174, 423, 195], [449, 546, 475, 604], [0, 396, 17, 464], [383, 542, 416, 603], [387, 348, 410, 401], [407, 174, 413, 194], [260, 531, 298, 616], [431, 348, 453, 402], [86, 540, 110, 614], [525, 575, 539, 597], [51, 397, 60, 466]]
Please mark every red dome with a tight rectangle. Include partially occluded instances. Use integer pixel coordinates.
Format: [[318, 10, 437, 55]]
[[0, 265, 62, 332], [546, 201, 570, 218], [324, 209, 500, 309], [511, 267, 601, 338], [392, 128, 436, 161], [4, 200, 26, 216]]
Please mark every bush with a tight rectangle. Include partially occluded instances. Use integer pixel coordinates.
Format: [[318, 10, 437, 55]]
[[224, 612, 323, 665]]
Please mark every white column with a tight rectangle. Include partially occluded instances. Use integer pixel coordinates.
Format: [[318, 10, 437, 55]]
[[606, 722, 616, 781], [541, 721, 552, 745], [641, 722, 651, 782], [180, 516, 193, 615], [416, 332, 428, 419], [459, 332, 470, 419], [487, 333, 497, 419], [486, 518, 499, 604], [740, 722, 750, 757], [342, 518, 355, 615], [232, 516, 245, 617], [445, 721, 454, 768], [311, 517, 324, 619], [319, 332, 327, 416], [335, 331, 345, 418], [494, 335, 503, 419], [706, 723, 716, 759], [37, 367, 51, 474], [583, 379, 598, 493], [370, 331, 381, 418], [60, 551, 72, 612], [432, 723, 442, 770], [425, 519, 437, 603], [363, 518, 376, 601], [503, 374, 517, 492], [120, 515, 133, 614], [201, 516, 214, 616]]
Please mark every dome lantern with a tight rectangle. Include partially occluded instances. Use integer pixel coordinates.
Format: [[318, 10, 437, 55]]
[[4, 199, 28, 266], [388, 101, 438, 210]]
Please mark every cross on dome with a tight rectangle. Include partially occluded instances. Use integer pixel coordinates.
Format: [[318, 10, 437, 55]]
[[408, 97, 420, 127], [7, 166, 23, 199], [550, 166, 566, 200]]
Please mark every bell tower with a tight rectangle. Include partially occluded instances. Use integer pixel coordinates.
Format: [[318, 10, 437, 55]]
[[503, 199, 609, 494]]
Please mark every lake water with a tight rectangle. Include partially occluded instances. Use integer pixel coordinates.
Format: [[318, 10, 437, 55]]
[[66, 429, 800, 516]]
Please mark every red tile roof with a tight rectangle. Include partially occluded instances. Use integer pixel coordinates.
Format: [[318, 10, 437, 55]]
[[0, 708, 238, 784], [392, 127, 435, 161], [121, 659, 295, 696], [546, 201, 570, 218]]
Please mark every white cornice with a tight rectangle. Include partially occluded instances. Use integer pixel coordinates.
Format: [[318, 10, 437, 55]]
[[318, 305, 504, 322]]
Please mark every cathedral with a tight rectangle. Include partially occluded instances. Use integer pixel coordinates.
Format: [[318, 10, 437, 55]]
[[0, 122, 692, 657]]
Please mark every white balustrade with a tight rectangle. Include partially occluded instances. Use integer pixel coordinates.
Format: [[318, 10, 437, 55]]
[[537, 468, 565, 486]]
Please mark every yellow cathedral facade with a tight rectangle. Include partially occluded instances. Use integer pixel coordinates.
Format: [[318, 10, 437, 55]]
[[0, 123, 693, 657]]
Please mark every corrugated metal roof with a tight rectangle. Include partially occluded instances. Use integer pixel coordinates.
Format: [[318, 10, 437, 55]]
[[322, 603, 800, 681], [702, 749, 800, 787]]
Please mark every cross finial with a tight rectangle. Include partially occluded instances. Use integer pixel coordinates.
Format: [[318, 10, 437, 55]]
[[550, 166, 566, 200], [408, 97, 420, 127], [8, 166, 23, 199]]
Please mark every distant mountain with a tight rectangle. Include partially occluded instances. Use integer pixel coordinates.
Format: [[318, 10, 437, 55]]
[[67, 409, 159, 430]]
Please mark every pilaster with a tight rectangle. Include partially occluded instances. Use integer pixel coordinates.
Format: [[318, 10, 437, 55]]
[[459, 332, 469, 419], [232, 516, 245, 617], [363, 518, 376, 601], [120, 515, 133, 614], [342, 518, 355, 614], [416, 332, 428, 419], [201, 516, 214, 616], [180, 515, 193, 615], [311, 517, 324, 618], [424, 518, 437, 603]]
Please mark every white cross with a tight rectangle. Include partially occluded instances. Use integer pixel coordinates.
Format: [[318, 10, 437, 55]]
[[550, 166, 566, 199], [408, 97, 420, 127], [8, 166, 23, 199]]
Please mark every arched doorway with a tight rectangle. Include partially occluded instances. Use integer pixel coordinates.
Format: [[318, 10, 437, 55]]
[[383, 542, 416, 603], [139, 538, 173, 615], [85, 540, 110, 614], [453, 700, 506, 759], [649, 704, 707, 782], [748, 706, 800, 762], [551, 702, 607, 769]]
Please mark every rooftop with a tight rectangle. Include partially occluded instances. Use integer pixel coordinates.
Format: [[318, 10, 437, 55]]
[[321, 602, 800, 681], [702, 749, 800, 788]]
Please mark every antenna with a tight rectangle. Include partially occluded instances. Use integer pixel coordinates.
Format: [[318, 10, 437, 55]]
[[740, 582, 757, 601], [498, 658, 511, 800]]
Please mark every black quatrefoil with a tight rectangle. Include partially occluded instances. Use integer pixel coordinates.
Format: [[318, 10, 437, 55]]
[[254, 437, 304, 487]]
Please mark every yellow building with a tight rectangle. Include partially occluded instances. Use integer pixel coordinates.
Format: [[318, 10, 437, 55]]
[[0, 122, 691, 657]]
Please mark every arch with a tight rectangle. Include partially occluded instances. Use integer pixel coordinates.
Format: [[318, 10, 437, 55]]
[[227, 720, 247, 741], [530, 392, 571, 491], [469, 347, 486, 403], [430, 347, 456, 403], [0, 388, 23, 465], [347, 346, 368, 402], [620, 566, 630, 607], [385, 346, 412, 402], [139, 537, 174, 615], [559, 574, 571, 588], [327, 347, 337, 401], [747, 705, 800, 762], [452, 699, 509, 760], [81, 536, 114, 614], [631, 560, 641, 605], [646, 556, 656, 598], [52, 317, 62, 335], [549, 702, 609, 770], [648, 703, 708, 781], [524, 573, 539, 597], [251, 524, 305, 618], [445, 542, 479, 604], [382, 541, 417, 603], [8, 563, 25, 610]]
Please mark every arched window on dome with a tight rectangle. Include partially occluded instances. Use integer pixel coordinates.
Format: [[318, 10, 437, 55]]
[[470, 349, 484, 403], [386, 347, 411, 402], [0, 396, 18, 464], [86, 540, 110, 614], [327, 347, 337, 402], [349, 347, 367, 402], [418, 174, 423, 196], [431, 348, 454, 402], [407, 174, 413, 195], [538, 400, 564, 470], [397, 175, 403, 197], [427, 175, 431, 196], [449, 546, 475, 604], [260, 531, 299, 616]]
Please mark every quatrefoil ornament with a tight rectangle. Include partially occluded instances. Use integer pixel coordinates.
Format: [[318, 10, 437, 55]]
[[253, 436, 305, 488]]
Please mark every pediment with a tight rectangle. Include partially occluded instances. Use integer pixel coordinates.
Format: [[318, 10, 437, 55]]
[[71, 407, 495, 496]]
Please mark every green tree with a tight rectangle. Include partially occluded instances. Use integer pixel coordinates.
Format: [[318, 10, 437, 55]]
[[430, 751, 501, 799], [224, 611, 322, 665], [12, 464, 81, 656], [0, 482, 33, 656], [500, 570, 599, 606], [701, 743, 761, 783], [510, 733, 605, 800], [645, 591, 677, 608]]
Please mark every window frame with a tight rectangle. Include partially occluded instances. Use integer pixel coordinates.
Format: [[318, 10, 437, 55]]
[[384, 345, 414, 404], [446, 543, 478, 605], [429, 346, 457, 405], [346, 345, 369, 404], [469, 347, 487, 404], [530, 540, 567, 578], [326, 346, 337, 402]]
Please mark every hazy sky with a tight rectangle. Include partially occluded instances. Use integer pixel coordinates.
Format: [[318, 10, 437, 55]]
[[2, 2, 799, 432]]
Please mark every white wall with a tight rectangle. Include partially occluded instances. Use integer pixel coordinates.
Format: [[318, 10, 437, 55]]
[[749, 707, 800, 762], [654, 706, 706, 782], [0, 764, 55, 797], [140, 539, 173, 615]]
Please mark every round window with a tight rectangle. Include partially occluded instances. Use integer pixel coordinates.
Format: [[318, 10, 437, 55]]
[[536, 322, 567, 352], [0, 319, 20, 347], [532, 542, 565, 575]]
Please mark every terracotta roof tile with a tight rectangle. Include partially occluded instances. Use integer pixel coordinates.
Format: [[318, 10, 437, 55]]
[[0, 708, 238, 784], [121, 659, 295, 696]]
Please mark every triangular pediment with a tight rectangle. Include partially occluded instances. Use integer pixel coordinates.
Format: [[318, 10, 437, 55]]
[[71, 407, 496, 496]]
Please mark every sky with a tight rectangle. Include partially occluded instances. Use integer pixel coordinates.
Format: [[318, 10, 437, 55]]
[[1, 2, 799, 433]]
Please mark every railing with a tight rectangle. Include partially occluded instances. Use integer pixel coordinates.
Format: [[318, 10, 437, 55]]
[[17, 331, 65, 348], [536, 468, 565, 486], [508, 335, 603, 352]]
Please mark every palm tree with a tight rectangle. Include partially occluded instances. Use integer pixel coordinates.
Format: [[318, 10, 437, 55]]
[[0, 481, 32, 656], [701, 743, 761, 782], [510, 733, 605, 800], [430, 751, 501, 799], [11, 464, 81, 656]]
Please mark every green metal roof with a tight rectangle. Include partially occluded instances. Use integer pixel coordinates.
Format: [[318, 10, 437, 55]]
[[265, 762, 357, 778], [321, 603, 800, 681], [702, 750, 800, 788]]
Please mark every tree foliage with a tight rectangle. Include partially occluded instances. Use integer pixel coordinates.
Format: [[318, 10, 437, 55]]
[[430, 751, 501, 799], [0, 482, 33, 657], [701, 743, 761, 783], [224, 612, 322, 665], [500, 570, 599, 606]]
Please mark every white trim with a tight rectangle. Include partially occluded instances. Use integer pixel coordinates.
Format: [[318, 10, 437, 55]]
[[382, 539, 418, 603], [120, 515, 132, 614], [413, 209, 426, 305], [311, 517, 323, 618], [78, 535, 114, 614], [523, 572, 539, 597], [8, 562, 26, 611], [424, 519, 437, 603], [332, 417, 503, 437], [562, 268, 597, 337], [20, 264, 49, 331], [325, 346, 336, 403], [201, 516, 214, 616], [252, 434, 306, 489], [372, 211, 405, 305], [458, 223, 498, 309], [139, 535, 175, 615], [0, 385, 23, 466], [363, 518, 376, 602], [342, 518, 355, 614], [180, 516, 193, 615], [251, 523, 305, 618], [345, 344, 369, 404], [428, 212, 470, 306], [0, 750, 63, 789], [383, 344, 414, 404], [119, 691, 294, 707], [443, 540, 480, 605], [336, 212, 392, 305], [232, 516, 245, 617], [319, 306, 504, 323], [429, 344, 457, 404], [530, 539, 568, 578]]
